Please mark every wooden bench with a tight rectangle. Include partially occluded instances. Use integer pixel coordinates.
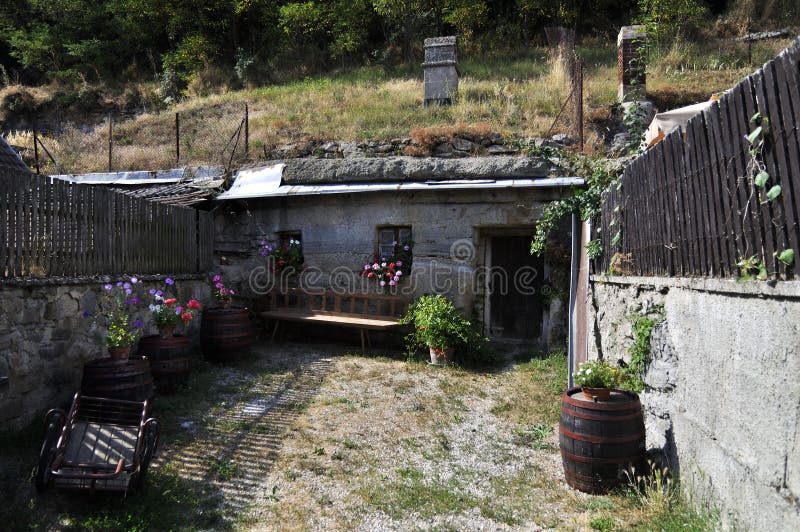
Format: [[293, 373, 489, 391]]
[[259, 288, 411, 355]]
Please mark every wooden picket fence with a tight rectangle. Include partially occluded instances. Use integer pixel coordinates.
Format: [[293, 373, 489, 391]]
[[0, 171, 214, 279], [594, 37, 800, 279]]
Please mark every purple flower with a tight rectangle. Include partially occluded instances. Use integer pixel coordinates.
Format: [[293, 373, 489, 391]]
[[132, 297, 139, 305], [125, 288, 132, 295], [165, 278, 174, 285], [260, 251, 267, 257], [134, 320, 143, 328], [392, 240, 398, 246], [176, 306, 183, 313], [403, 245, 410, 251], [81, 311, 89, 318], [364, 264, 371, 270], [396, 261, 402, 267], [116, 281, 123, 287], [213, 274, 221, 282], [380, 281, 386, 287], [230, 289, 235, 295], [389, 280, 396, 286], [149, 288, 156, 295], [104, 284, 113, 291], [130, 277, 138, 284], [260, 240, 266, 246], [123, 282, 131, 289], [125, 299, 131, 305], [215, 282, 224, 289]]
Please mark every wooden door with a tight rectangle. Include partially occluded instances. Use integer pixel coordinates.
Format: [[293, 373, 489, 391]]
[[488, 236, 545, 339]]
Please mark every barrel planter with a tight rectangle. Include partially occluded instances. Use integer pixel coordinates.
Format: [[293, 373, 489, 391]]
[[559, 387, 645, 493], [81, 356, 154, 402], [137, 335, 192, 394], [200, 307, 256, 362]]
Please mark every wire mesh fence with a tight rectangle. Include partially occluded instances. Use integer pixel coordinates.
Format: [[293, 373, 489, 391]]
[[25, 105, 251, 176]]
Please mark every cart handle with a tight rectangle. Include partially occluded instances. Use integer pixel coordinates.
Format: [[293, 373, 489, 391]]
[[50, 458, 127, 481]]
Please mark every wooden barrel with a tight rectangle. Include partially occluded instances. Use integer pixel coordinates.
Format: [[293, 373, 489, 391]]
[[81, 356, 154, 401], [559, 387, 645, 493], [200, 307, 256, 362], [137, 335, 192, 394]]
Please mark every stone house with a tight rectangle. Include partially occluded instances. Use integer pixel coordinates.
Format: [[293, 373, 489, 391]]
[[215, 156, 582, 348]]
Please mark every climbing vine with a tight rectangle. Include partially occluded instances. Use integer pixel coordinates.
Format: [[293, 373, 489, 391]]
[[619, 306, 664, 392], [527, 149, 623, 258]]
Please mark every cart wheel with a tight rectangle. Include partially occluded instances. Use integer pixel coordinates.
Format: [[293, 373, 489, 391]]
[[132, 422, 159, 491], [33, 414, 62, 493]]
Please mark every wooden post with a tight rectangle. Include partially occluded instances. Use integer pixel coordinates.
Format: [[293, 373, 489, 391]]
[[107, 113, 113, 172], [575, 60, 584, 152], [175, 112, 180, 165], [244, 104, 249, 159], [32, 121, 40, 175]]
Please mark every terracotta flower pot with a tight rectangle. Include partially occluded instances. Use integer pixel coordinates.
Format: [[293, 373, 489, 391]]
[[581, 386, 612, 401], [429, 347, 453, 365], [158, 325, 176, 339], [107, 346, 131, 361]]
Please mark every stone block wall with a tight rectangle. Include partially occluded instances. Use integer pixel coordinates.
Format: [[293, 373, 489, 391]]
[[587, 275, 800, 530], [213, 187, 571, 348], [0, 277, 211, 430]]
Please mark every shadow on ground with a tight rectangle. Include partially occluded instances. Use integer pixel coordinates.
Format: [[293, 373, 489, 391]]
[[0, 342, 342, 531]]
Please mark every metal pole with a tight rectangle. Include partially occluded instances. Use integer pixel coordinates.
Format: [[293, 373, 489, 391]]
[[33, 120, 40, 175], [244, 104, 249, 159], [107, 113, 113, 172], [175, 112, 180, 166]]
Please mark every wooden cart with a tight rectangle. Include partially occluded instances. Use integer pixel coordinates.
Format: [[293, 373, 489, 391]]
[[34, 393, 160, 494]]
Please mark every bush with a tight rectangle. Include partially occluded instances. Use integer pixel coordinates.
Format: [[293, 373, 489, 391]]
[[400, 295, 491, 366]]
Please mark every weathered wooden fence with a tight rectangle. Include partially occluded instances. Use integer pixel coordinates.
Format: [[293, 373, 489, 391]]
[[0, 171, 214, 279], [594, 37, 800, 279]]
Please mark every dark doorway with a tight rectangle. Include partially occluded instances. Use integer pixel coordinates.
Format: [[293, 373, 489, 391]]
[[488, 235, 545, 340]]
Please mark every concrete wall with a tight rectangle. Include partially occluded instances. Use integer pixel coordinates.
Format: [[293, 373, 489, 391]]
[[588, 275, 800, 531], [215, 187, 571, 346], [0, 277, 210, 430]]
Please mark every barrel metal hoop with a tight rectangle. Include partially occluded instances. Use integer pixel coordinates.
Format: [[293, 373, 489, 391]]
[[559, 426, 646, 444], [560, 448, 644, 465]]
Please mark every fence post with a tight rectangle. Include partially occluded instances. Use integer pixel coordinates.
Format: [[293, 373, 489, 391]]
[[107, 113, 113, 172], [244, 104, 249, 159], [574, 59, 584, 152], [175, 112, 180, 166], [33, 120, 40, 175]]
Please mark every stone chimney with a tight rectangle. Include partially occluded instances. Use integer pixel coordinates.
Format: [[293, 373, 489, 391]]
[[617, 25, 646, 102], [422, 36, 458, 106]]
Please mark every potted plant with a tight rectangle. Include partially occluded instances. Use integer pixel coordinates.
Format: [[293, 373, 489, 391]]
[[361, 241, 412, 289], [572, 359, 621, 401], [95, 278, 144, 360], [400, 294, 484, 365], [211, 274, 236, 308], [147, 278, 201, 338], [260, 239, 305, 280]]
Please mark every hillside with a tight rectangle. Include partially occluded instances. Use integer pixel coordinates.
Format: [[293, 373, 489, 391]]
[[1, 36, 795, 174]]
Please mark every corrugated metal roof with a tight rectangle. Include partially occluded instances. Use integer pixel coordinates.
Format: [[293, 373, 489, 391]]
[[216, 175, 584, 200]]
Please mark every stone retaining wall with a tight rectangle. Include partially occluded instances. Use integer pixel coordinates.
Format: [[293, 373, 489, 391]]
[[0, 277, 211, 430], [588, 276, 800, 530]]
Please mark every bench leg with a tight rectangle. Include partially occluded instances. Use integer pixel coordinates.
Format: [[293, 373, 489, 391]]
[[365, 330, 372, 349], [270, 321, 280, 343], [360, 329, 366, 356]]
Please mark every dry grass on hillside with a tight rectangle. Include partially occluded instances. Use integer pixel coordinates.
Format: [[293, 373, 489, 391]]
[[3, 38, 793, 174]]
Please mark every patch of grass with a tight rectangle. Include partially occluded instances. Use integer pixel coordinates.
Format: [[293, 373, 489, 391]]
[[511, 422, 556, 451], [590, 515, 616, 531], [364, 475, 477, 520], [212, 456, 240, 481], [494, 349, 568, 427]]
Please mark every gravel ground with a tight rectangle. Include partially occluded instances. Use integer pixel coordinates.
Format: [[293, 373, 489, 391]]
[[2, 342, 626, 531]]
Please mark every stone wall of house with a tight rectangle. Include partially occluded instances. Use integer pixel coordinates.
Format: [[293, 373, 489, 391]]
[[587, 275, 800, 531], [0, 277, 210, 430], [214, 187, 572, 347]]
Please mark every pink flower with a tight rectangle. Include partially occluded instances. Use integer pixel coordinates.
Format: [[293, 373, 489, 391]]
[[396, 261, 402, 266], [220, 288, 228, 295], [396, 271, 403, 276], [181, 312, 193, 322], [213, 275, 221, 282], [380, 281, 386, 287], [372, 263, 380, 270], [215, 282, 224, 289], [364, 264, 371, 270], [230, 289, 235, 295], [389, 280, 396, 286]]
